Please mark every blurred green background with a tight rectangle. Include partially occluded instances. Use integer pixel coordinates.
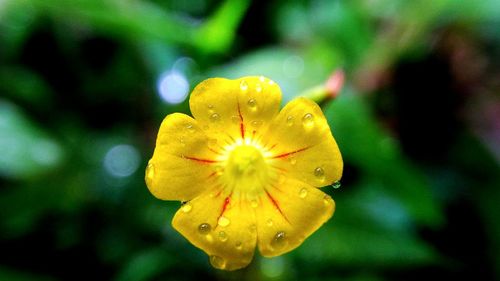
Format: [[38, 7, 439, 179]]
[[1, 0, 499, 280]]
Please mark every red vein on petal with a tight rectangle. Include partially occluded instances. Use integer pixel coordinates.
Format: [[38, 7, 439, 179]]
[[215, 193, 232, 229], [270, 165, 287, 173], [265, 190, 290, 224], [183, 156, 220, 164], [267, 143, 278, 151], [206, 171, 217, 179], [214, 188, 223, 198], [219, 195, 231, 218], [270, 183, 284, 193], [271, 146, 311, 159], [208, 147, 224, 156], [227, 134, 237, 144], [237, 103, 245, 139], [251, 130, 257, 142]]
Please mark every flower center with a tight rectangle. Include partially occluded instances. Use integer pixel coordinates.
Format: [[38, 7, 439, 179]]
[[227, 145, 265, 176], [222, 144, 271, 196]]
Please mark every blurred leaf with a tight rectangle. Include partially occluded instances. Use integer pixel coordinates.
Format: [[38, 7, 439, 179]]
[[326, 90, 443, 227], [193, 0, 250, 54], [0, 266, 56, 281], [0, 100, 64, 179], [476, 181, 500, 279], [274, 2, 313, 44], [0, 0, 38, 58], [211, 46, 342, 102], [450, 134, 500, 279], [275, 0, 373, 67], [295, 181, 439, 269], [0, 67, 54, 109], [297, 219, 438, 269], [304, 272, 384, 281], [30, 0, 249, 55], [0, 179, 77, 239], [32, 0, 195, 44], [114, 248, 173, 281], [311, 0, 374, 67]]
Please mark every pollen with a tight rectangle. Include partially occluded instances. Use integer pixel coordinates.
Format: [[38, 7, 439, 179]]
[[226, 145, 265, 175], [218, 144, 275, 198]]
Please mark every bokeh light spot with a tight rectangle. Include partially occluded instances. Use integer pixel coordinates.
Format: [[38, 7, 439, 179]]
[[157, 71, 189, 104], [104, 144, 141, 178]]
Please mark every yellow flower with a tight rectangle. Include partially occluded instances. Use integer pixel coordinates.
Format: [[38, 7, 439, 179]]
[[145, 76, 343, 270]]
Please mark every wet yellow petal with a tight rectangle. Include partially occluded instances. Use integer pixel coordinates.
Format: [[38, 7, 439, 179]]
[[263, 97, 343, 187], [147, 77, 344, 271], [146, 113, 221, 201], [189, 76, 281, 145], [254, 177, 335, 257], [172, 190, 257, 271]]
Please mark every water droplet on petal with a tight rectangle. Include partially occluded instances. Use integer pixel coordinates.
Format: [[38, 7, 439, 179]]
[[145, 163, 155, 185], [235, 241, 243, 250], [247, 98, 257, 110], [178, 137, 186, 146], [218, 231, 228, 242], [259, 76, 265, 82], [218, 216, 230, 227], [286, 116, 294, 126], [251, 200, 259, 208], [302, 113, 314, 127], [289, 156, 297, 165], [266, 219, 273, 226], [181, 203, 192, 213], [198, 223, 211, 234], [231, 115, 240, 124], [314, 167, 325, 182], [210, 255, 226, 269], [186, 123, 195, 132], [268, 80, 275, 85], [271, 231, 287, 250], [323, 195, 332, 204], [210, 113, 220, 122], [251, 120, 263, 128], [332, 181, 341, 189], [240, 80, 248, 91], [299, 188, 308, 198], [255, 83, 262, 93]]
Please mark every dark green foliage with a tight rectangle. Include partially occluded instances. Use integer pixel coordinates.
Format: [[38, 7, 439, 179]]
[[1, 0, 499, 280]]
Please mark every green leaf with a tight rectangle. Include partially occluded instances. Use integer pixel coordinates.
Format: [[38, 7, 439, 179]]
[[0, 266, 56, 281], [325, 89, 443, 227], [0, 100, 64, 179], [193, 0, 250, 54], [210, 46, 342, 102], [0, 67, 54, 109], [114, 248, 173, 281]]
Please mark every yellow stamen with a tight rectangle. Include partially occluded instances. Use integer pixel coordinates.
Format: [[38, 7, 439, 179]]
[[222, 144, 272, 197]]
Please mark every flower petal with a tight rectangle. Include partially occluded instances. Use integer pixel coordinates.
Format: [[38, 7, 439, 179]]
[[189, 77, 282, 144], [263, 97, 343, 187], [254, 177, 335, 257], [172, 191, 257, 271], [146, 113, 221, 201]]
